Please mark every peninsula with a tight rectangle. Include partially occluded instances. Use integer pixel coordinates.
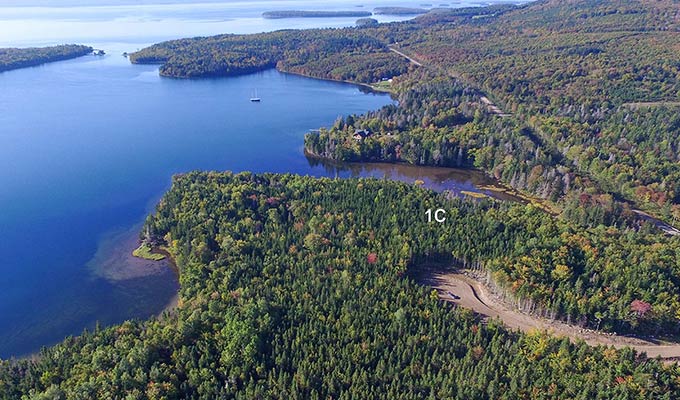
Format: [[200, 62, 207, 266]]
[[0, 44, 93, 73]]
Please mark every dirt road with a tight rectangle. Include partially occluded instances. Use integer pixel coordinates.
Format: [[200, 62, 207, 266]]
[[421, 268, 680, 361], [389, 47, 423, 67], [632, 209, 680, 236], [388, 46, 511, 117]]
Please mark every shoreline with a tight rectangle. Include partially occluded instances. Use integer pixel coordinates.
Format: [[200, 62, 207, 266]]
[[304, 149, 530, 203], [136, 245, 181, 316], [87, 224, 174, 281], [130, 58, 397, 94], [0, 45, 93, 74], [6, 225, 179, 362], [279, 68, 396, 94]]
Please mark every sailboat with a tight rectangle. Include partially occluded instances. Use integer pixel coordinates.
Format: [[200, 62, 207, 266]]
[[250, 89, 261, 102]]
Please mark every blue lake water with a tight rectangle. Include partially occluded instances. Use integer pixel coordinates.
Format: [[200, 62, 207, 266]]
[[0, 0, 522, 358]]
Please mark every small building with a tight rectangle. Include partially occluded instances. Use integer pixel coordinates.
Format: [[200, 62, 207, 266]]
[[352, 129, 372, 141]]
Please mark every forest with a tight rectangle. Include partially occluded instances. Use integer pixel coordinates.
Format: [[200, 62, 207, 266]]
[[129, 30, 410, 82], [2, 172, 680, 399], [394, 0, 680, 222], [301, 0, 680, 227], [0, 45, 92, 73]]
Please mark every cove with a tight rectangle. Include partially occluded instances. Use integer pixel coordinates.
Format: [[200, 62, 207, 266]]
[[0, 54, 397, 358], [0, 53, 512, 358]]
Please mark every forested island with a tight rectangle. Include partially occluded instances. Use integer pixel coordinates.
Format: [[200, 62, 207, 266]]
[[5, 0, 680, 397], [373, 7, 429, 15], [3, 172, 680, 398], [0, 44, 93, 73], [262, 10, 372, 19], [356, 17, 379, 27]]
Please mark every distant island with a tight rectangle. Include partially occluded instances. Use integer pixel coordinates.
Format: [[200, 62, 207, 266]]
[[0, 44, 93, 73], [356, 17, 379, 27], [262, 10, 372, 19], [373, 7, 429, 15]]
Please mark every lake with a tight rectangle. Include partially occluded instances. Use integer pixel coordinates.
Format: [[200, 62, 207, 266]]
[[0, 0, 523, 358]]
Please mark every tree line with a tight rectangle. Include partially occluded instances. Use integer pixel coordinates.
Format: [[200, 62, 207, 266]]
[[0, 45, 92, 73]]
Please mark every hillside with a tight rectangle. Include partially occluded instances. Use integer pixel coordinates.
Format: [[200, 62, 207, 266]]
[[403, 0, 680, 210], [308, 0, 680, 226]]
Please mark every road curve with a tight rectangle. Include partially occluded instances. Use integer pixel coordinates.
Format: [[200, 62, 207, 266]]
[[420, 268, 680, 361], [632, 209, 680, 236]]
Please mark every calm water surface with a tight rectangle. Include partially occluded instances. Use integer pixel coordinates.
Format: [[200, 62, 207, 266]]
[[0, 0, 522, 358], [0, 0, 496, 47]]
